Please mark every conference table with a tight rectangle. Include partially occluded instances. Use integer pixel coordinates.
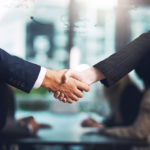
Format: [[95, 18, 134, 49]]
[[0, 111, 148, 150]]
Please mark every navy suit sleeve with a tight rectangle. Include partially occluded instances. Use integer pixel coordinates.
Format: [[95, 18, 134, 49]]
[[94, 31, 150, 87], [0, 48, 41, 93]]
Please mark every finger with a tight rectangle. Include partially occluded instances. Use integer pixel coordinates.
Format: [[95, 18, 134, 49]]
[[62, 70, 73, 83], [58, 96, 62, 101], [57, 93, 65, 101], [59, 97, 64, 101], [76, 81, 90, 92], [69, 94, 79, 102], [66, 98, 73, 103], [62, 98, 67, 103], [74, 89, 84, 98], [59, 93, 65, 101], [54, 91, 61, 99], [61, 93, 65, 98]]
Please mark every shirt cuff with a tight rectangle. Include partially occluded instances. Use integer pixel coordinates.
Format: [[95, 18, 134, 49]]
[[33, 67, 47, 89]]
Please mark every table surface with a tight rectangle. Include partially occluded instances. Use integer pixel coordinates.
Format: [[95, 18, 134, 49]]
[[1, 111, 148, 146]]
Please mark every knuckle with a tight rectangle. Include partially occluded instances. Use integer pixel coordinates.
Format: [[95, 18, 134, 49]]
[[57, 91, 60, 94], [80, 93, 84, 98], [75, 97, 79, 101]]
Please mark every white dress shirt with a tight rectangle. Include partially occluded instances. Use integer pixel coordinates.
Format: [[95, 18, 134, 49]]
[[33, 67, 47, 88]]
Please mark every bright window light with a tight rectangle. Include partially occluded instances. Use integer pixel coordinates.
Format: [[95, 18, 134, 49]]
[[77, 0, 118, 10], [90, 0, 117, 9]]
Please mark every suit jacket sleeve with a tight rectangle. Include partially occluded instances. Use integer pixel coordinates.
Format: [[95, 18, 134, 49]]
[[94, 31, 150, 87], [0, 48, 41, 93]]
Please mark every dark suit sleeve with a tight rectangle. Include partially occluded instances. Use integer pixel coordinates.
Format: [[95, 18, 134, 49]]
[[0, 48, 41, 93], [94, 31, 150, 87]]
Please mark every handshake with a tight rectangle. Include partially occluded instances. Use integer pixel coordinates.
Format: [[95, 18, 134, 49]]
[[41, 66, 105, 103]]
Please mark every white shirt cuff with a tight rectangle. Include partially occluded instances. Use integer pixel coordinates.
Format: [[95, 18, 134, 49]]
[[33, 67, 47, 89]]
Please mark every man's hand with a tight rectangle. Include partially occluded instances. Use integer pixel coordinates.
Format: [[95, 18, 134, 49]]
[[53, 66, 105, 101], [41, 69, 90, 103]]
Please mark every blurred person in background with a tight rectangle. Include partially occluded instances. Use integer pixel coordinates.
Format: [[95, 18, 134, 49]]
[[81, 75, 142, 129], [96, 52, 150, 141], [0, 83, 50, 138]]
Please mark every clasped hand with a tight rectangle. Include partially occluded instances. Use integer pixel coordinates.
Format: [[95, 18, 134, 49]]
[[42, 66, 104, 103], [41, 69, 90, 103], [50, 66, 105, 103]]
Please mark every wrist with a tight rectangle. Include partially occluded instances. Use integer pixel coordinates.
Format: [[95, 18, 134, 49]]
[[83, 67, 105, 84], [41, 69, 56, 89], [41, 69, 66, 91]]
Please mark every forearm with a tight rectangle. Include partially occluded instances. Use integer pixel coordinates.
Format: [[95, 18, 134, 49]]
[[94, 31, 150, 86], [0, 48, 41, 93]]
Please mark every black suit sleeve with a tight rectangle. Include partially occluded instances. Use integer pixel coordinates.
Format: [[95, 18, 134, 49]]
[[0, 48, 41, 93], [94, 31, 150, 86]]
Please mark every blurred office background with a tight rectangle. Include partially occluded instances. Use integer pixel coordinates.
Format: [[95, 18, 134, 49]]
[[0, 0, 150, 123]]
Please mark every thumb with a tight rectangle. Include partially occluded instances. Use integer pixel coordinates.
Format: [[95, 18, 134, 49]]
[[62, 70, 83, 83], [62, 70, 73, 83]]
